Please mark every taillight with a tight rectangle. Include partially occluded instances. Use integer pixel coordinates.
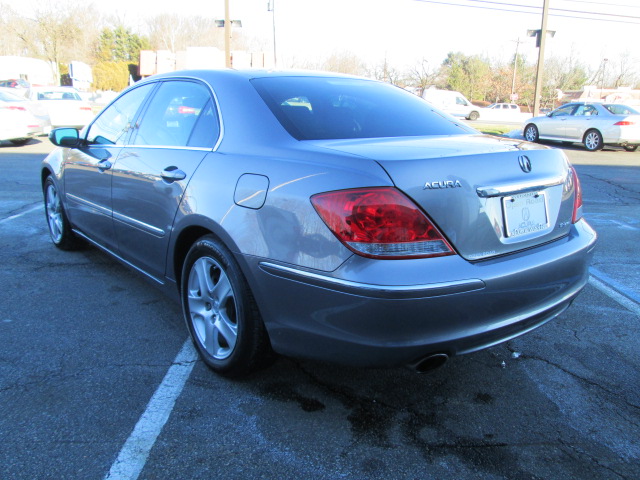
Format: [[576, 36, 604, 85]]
[[311, 187, 454, 259], [1, 105, 27, 111], [570, 166, 583, 223], [80, 106, 92, 111], [614, 121, 634, 126]]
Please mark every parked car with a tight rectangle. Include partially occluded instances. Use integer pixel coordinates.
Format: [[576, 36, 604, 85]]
[[524, 102, 640, 151], [480, 102, 530, 122], [422, 88, 481, 120], [0, 87, 51, 145], [0, 78, 30, 94], [41, 70, 596, 376], [25, 86, 94, 129]]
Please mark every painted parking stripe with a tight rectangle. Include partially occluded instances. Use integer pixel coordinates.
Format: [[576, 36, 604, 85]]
[[589, 273, 640, 317], [105, 338, 198, 480], [0, 205, 41, 224]]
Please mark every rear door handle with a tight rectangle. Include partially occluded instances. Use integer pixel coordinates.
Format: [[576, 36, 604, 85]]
[[161, 166, 187, 182]]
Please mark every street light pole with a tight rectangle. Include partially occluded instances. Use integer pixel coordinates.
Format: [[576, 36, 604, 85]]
[[268, 0, 277, 67], [532, 0, 550, 117], [224, 0, 231, 68]]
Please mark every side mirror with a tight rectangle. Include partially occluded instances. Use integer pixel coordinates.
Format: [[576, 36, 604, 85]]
[[49, 128, 80, 147]]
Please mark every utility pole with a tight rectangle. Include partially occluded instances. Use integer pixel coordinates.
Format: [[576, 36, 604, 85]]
[[511, 38, 521, 100], [532, 0, 550, 117], [224, 0, 231, 68]]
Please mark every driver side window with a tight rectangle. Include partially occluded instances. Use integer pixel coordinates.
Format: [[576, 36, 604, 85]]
[[86, 84, 154, 145], [551, 105, 576, 117]]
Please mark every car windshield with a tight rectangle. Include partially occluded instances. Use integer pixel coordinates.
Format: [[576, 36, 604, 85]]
[[603, 104, 639, 115], [252, 77, 475, 140], [36, 90, 81, 101]]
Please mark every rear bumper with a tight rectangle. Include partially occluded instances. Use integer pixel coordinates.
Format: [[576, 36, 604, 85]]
[[242, 219, 597, 368]]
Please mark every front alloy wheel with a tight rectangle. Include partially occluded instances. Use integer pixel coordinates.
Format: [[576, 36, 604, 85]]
[[44, 176, 80, 250], [182, 235, 273, 376], [584, 129, 603, 151]]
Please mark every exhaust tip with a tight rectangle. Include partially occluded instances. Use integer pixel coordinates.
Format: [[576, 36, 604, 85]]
[[409, 353, 449, 374]]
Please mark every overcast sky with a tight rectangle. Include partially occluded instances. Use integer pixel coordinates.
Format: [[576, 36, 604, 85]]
[[17, 0, 640, 71]]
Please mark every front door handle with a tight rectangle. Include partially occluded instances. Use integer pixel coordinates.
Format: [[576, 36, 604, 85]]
[[161, 166, 187, 182], [97, 159, 112, 171]]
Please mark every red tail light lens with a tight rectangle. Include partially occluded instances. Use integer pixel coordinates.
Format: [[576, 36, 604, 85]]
[[80, 106, 92, 111], [311, 187, 454, 259], [570, 166, 583, 223], [1, 105, 27, 111], [614, 121, 634, 126]]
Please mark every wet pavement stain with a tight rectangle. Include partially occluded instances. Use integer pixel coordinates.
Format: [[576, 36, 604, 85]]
[[260, 382, 326, 412]]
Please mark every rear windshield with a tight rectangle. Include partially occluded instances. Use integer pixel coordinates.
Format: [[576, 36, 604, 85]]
[[603, 104, 639, 115], [252, 77, 475, 140], [36, 90, 82, 101]]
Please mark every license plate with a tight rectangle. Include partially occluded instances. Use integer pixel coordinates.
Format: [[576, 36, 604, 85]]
[[502, 191, 548, 238]]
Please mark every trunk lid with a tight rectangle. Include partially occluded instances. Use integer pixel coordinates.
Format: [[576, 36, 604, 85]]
[[312, 134, 576, 261]]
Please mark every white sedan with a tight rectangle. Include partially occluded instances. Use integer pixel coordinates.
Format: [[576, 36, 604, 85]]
[[25, 86, 94, 129], [0, 87, 51, 145], [524, 102, 640, 152]]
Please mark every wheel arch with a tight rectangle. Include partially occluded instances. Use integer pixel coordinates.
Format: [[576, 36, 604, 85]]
[[582, 127, 602, 141], [169, 219, 243, 291]]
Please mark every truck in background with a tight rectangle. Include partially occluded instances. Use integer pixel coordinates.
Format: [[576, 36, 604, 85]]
[[421, 87, 481, 121]]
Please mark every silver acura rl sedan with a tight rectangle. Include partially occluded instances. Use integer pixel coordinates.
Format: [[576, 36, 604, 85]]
[[41, 70, 597, 376]]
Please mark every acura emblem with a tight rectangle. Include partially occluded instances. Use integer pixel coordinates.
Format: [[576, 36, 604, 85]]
[[518, 155, 532, 173]]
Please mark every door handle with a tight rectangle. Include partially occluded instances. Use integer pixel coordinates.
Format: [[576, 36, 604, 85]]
[[161, 167, 187, 182], [97, 159, 112, 171]]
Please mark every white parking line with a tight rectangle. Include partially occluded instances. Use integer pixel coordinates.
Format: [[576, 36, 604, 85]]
[[589, 273, 640, 317], [0, 205, 42, 225], [105, 338, 198, 480]]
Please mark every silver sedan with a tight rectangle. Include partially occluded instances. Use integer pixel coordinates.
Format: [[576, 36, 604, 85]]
[[524, 102, 640, 152], [41, 70, 597, 376]]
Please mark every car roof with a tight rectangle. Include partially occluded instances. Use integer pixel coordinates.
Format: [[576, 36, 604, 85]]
[[142, 69, 365, 85]]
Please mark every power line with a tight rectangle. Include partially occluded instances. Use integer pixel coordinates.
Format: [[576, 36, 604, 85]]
[[559, 0, 640, 9], [413, 0, 640, 25], [432, 0, 640, 19]]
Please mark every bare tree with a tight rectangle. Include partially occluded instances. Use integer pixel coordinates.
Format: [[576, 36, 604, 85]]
[[321, 51, 367, 76], [2, 1, 100, 83], [609, 52, 637, 88], [407, 58, 440, 95], [145, 14, 237, 53]]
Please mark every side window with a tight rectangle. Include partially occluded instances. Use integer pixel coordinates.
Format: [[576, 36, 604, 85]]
[[574, 105, 597, 116], [133, 81, 218, 148], [551, 105, 575, 117], [86, 84, 153, 145]]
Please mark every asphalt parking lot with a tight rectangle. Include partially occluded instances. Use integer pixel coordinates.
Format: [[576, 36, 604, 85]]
[[1, 138, 638, 480]]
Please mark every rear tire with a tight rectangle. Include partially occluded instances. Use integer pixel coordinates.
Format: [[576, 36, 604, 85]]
[[9, 138, 30, 146], [524, 124, 539, 143], [623, 145, 638, 152], [583, 129, 603, 151], [181, 235, 273, 377]]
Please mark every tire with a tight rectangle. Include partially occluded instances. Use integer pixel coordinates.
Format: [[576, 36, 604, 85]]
[[623, 145, 638, 152], [583, 129, 603, 151], [181, 235, 273, 377], [468, 111, 479, 121], [9, 138, 30, 146], [44, 176, 82, 250], [524, 124, 539, 143]]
